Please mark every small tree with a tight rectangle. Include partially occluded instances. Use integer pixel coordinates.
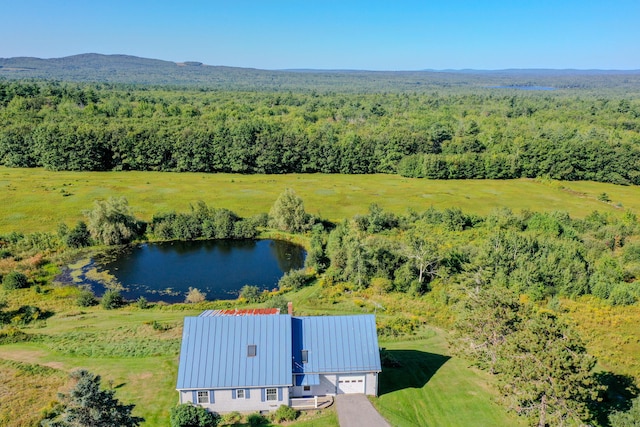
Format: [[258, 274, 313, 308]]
[[85, 197, 145, 246], [65, 221, 92, 248], [268, 188, 312, 233], [42, 370, 143, 426], [170, 403, 219, 427]]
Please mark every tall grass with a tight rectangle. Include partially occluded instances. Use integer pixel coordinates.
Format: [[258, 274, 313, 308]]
[[1, 167, 637, 233]]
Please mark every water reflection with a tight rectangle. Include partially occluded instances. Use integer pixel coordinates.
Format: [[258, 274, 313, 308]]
[[88, 239, 305, 303]]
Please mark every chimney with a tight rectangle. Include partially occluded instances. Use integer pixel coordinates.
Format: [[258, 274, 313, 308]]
[[287, 301, 293, 315]]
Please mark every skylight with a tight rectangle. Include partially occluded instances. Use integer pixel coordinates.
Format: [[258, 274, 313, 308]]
[[248, 344, 257, 357]]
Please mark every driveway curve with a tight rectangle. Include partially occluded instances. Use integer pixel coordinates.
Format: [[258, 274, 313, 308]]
[[336, 394, 391, 427]]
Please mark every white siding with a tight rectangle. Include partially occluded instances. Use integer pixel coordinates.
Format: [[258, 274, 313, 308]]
[[365, 372, 378, 396], [178, 387, 290, 413], [290, 372, 378, 397], [291, 374, 337, 397]]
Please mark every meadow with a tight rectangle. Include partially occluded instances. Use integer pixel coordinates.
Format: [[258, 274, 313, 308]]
[[1, 168, 639, 426], [1, 167, 638, 234]]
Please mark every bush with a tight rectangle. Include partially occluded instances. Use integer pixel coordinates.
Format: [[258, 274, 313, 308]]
[[136, 296, 149, 309], [185, 287, 206, 303], [239, 285, 261, 303], [77, 290, 98, 307], [219, 411, 242, 425], [101, 289, 125, 309], [3, 271, 29, 290], [272, 405, 299, 422], [10, 305, 45, 325], [170, 404, 219, 427], [265, 294, 288, 313], [65, 221, 92, 248], [247, 413, 267, 427], [278, 269, 313, 291], [609, 283, 638, 306]]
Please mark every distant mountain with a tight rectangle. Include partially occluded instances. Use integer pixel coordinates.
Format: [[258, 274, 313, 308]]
[[1, 53, 640, 91]]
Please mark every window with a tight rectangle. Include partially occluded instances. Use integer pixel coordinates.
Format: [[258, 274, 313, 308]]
[[266, 388, 277, 401], [303, 386, 311, 392], [301, 350, 308, 363], [248, 344, 257, 357], [197, 391, 209, 404], [236, 389, 245, 399]]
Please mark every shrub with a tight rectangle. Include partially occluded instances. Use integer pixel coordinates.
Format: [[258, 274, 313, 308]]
[[3, 271, 29, 290], [239, 285, 261, 303], [609, 283, 638, 306], [101, 289, 125, 309], [65, 221, 92, 248], [219, 411, 242, 425], [265, 294, 288, 313], [185, 287, 206, 304], [170, 404, 219, 427], [77, 290, 98, 307], [10, 305, 45, 325], [136, 296, 149, 309], [247, 413, 267, 427], [278, 269, 313, 291], [272, 405, 299, 422]]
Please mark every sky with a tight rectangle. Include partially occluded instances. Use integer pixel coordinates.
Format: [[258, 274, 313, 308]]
[[2, 0, 639, 70]]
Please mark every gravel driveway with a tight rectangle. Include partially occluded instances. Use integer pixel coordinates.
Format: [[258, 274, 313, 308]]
[[335, 394, 391, 427]]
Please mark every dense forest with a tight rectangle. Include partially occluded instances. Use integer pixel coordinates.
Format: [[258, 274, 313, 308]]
[[1, 79, 640, 184]]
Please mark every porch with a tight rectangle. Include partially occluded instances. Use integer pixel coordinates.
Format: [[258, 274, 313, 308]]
[[289, 395, 334, 410]]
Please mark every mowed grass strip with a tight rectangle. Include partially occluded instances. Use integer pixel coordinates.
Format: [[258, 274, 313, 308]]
[[1, 167, 638, 233]]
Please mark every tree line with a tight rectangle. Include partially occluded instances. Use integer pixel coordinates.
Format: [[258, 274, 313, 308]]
[[1, 81, 640, 184]]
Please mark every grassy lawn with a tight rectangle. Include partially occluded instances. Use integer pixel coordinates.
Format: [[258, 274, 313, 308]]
[[375, 331, 525, 427], [1, 167, 637, 233]]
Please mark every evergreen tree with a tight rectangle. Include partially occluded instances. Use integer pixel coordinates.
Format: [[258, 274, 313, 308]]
[[43, 370, 143, 427]]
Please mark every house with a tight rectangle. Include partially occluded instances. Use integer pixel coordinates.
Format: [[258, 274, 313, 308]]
[[175, 312, 381, 413]]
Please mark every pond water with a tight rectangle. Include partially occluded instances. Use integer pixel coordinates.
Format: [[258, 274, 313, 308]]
[[83, 239, 306, 303]]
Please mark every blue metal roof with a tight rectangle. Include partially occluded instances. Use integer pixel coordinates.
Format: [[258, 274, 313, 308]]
[[176, 315, 292, 389], [292, 315, 381, 375]]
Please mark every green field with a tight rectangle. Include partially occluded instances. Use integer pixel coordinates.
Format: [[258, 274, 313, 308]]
[[1, 167, 638, 233]]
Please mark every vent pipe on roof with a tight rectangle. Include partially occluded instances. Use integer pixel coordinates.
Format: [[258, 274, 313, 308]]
[[288, 301, 293, 315]]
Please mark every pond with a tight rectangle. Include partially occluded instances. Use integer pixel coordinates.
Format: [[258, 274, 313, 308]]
[[64, 240, 306, 303]]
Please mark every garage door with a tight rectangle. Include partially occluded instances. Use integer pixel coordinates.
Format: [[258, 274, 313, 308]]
[[337, 375, 365, 394]]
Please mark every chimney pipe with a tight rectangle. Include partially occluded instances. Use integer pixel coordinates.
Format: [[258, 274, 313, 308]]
[[287, 301, 293, 315]]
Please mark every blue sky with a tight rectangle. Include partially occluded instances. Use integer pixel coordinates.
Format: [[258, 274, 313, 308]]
[[2, 0, 639, 70]]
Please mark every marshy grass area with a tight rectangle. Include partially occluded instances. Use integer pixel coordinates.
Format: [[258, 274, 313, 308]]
[[1, 167, 638, 233]]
